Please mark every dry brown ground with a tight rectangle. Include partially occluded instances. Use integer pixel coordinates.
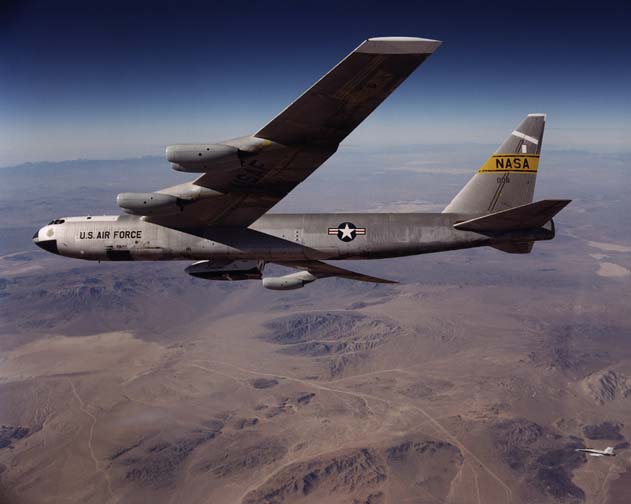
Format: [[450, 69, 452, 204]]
[[1, 254, 630, 504]]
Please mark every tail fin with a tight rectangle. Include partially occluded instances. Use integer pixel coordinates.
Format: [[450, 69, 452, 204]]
[[444, 114, 546, 214], [605, 447, 614, 455]]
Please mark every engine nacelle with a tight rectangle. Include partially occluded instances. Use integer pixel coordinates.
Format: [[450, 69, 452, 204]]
[[166, 143, 240, 173], [185, 260, 262, 281], [116, 192, 186, 216], [262, 271, 316, 290]]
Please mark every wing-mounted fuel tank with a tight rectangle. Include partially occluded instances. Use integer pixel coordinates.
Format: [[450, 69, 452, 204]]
[[185, 260, 263, 281], [262, 271, 316, 290]]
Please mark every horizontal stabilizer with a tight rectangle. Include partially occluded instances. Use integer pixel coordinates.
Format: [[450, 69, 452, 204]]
[[454, 199, 571, 232], [276, 260, 397, 284]]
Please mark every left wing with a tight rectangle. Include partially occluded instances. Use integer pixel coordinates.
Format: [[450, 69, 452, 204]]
[[276, 260, 397, 284], [254, 37, 441, 146], [147, 37, 441, 229]]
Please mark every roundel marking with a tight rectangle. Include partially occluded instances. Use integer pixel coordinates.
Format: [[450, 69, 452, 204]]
[[327, 222, 367, 242]]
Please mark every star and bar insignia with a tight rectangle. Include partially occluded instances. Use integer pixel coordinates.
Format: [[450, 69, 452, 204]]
[[327, 222, 366, 242]]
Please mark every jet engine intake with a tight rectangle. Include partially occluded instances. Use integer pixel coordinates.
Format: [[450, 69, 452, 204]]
[[185, 260, 262, 281], [166, 143, 240, 173], [116, 192, 188, 216]]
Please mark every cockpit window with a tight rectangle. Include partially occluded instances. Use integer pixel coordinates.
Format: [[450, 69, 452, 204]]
[[48, 219, 65, 225]]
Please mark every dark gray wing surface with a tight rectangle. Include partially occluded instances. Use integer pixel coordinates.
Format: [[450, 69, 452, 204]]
[[150, 143, 337, 228], [149, 37, 441, 229], [276, 260, 398, 284]]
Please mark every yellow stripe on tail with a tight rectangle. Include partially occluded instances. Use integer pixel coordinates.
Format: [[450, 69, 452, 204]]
[[478, 155, 539, 173]]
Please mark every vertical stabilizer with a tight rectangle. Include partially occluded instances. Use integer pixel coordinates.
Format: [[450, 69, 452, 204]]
[[444, 114, 546, 214]]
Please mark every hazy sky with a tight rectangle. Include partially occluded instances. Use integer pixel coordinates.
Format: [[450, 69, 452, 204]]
[[1, 0, 630, 166]]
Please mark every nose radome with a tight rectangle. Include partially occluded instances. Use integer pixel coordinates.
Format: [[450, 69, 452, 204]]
[[33, 226, 59, 255]]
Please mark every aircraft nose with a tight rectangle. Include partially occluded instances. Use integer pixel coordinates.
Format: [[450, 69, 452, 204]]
[[33, 227, 59, 255]]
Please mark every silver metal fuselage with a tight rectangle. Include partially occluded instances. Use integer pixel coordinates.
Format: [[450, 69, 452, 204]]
[[33, 213, 549, 262]]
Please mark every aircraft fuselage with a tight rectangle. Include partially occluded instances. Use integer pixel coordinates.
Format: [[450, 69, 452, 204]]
[[33, 213, 553, 262]]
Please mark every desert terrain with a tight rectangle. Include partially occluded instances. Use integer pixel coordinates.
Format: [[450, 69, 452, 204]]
[[0, 146, 630, 503]]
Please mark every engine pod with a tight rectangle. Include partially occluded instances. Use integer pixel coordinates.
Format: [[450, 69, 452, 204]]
[[116, 192, 185, 216], [166, 143, 240, 173]]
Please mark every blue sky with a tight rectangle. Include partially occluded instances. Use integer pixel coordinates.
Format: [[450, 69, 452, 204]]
[[1, 0, 630, 166]]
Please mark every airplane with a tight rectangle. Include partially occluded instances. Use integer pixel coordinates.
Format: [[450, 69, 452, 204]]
[[33, 36, 571, 290], [575, 447, 616, 457]]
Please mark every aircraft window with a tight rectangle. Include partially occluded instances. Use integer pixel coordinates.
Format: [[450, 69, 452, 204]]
[[48, 220, 55, 225], [52, 219, 65, 224], [87, 216, 92, 220]]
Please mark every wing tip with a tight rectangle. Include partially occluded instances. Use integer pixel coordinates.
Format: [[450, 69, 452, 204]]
[[358, 36, 442, 55]]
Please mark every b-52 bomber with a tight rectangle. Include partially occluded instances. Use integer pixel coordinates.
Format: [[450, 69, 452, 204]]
[[34, 37, 570, 290]]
